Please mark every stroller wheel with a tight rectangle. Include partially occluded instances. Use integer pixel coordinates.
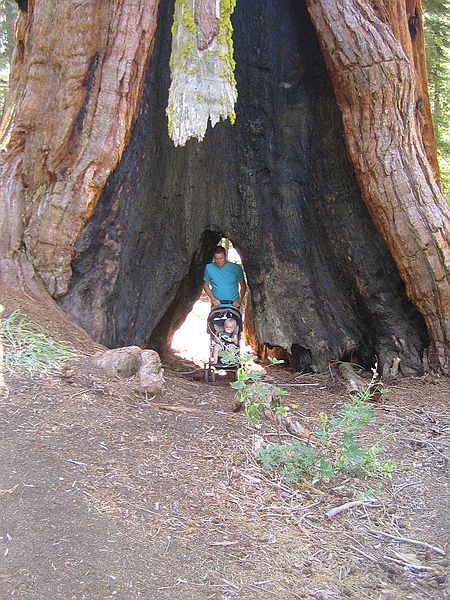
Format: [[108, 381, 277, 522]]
[[204, 365, 216, 383]]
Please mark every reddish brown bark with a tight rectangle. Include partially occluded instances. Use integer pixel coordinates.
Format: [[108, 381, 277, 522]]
[[371, 0, 440, 183], [307, 0, 450, 373], [0, 0, 160, 297]]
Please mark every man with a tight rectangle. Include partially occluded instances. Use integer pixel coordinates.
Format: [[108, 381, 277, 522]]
[[203, 246, 247, 308]]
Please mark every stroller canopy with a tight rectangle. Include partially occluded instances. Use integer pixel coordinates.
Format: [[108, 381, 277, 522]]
[[207, 305, 242, 337]]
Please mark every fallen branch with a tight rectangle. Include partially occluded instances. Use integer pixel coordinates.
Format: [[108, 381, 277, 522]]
[[367, 528, 446, 556], [407, 438, 450, 466], [325, 499, 379, 519], [0, 483, 18, 496], [383, 555, 434, 572], [276, 383, 320, 387], [349, 544, 380, 564], [337, 362, 384, 400], [337, 362, 367, 393], [209, 540, 238, 547], [155, 404, 200, 413], [173, 368, 203, 375], [349, 545, 434, 577]]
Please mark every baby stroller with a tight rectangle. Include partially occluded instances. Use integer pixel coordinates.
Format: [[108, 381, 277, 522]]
[[204, 304, 242, 383]]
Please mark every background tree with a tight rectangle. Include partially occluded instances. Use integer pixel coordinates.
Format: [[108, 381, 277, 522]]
[[306, 0, 450, 372], [423, 0, 450, 195], [0, 0, 18, 112]]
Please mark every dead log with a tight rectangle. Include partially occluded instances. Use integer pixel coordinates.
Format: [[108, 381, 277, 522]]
[[337, 362, 368, 394], [337, 362, 384, 402]]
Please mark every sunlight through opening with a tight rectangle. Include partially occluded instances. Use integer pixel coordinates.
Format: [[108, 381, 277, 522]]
[[171, 239, 250, 365]]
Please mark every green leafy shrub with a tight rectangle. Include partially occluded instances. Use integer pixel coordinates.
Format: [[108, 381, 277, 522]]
[[229, 351, 286, 422], [229, 352, 394, 484], [259, 442, 318, 483], [259, 393, 394, 482]]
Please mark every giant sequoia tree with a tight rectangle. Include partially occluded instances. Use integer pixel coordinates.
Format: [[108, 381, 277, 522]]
[[0, 0, 449, 375]]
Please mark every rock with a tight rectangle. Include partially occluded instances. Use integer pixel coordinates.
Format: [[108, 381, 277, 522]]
[[138, 350, 164, 396], [93, 346, 165, 396], [93, 346, 142, 378]]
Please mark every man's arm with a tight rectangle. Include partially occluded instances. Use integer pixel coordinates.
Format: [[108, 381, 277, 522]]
[[203, 280, 220, 306]]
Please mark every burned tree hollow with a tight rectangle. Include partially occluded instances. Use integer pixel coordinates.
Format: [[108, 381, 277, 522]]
[[60, 0, 428, 375]]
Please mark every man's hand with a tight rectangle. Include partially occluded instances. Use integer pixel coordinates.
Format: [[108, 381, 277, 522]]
[[203, 281, 220, 306], [233, 301, 241, 308]]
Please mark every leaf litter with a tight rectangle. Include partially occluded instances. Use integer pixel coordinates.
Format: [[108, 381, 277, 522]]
[[0, 287, 449, 599]]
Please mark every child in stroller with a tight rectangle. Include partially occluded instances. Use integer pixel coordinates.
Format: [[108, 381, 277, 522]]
[[212, 317, 239, 364], [204, 304, 242, 383]]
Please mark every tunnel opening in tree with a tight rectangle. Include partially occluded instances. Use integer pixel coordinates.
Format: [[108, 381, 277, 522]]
[[171, 238, 252, 364]]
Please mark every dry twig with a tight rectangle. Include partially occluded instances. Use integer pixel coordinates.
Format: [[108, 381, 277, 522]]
[[0, 484, 19, 496], [366, 528, 446, 556], [325, 500, 379, 519], [156, 404, 200, 413]]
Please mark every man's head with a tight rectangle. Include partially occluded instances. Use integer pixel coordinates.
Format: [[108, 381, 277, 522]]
[[213, 246, 227, 268], [223, 318, 237, 334]]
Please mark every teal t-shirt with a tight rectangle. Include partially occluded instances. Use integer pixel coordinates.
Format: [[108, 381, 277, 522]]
[[203, 261, 244, 302]]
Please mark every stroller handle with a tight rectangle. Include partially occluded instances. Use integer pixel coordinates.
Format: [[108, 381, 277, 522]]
[[217, 299, 241, 307]]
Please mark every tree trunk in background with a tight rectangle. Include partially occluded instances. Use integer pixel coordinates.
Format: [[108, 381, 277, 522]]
[[0, 0, 159, 296], [373, 0, 440, 182], [0, 0, 447, 375], [4, 1, 18, 65], [306, 0, 450, 373]]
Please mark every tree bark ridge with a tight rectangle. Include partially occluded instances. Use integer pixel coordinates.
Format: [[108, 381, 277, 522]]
[[306, 0, 450, 373], [370, 0, 440, 182], [0, 0, 160, 296]]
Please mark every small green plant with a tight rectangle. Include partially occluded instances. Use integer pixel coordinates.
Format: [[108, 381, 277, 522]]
[[359, 480, 384, 500], [229, 353, 394, 484], [259, 441, 319, 483], [1, 310, 79, 374], [229, 351, 287, 425], [259, 392, 394, 482]]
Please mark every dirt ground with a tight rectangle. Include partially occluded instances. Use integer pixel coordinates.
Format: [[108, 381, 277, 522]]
[[1, 286, 449, 600]]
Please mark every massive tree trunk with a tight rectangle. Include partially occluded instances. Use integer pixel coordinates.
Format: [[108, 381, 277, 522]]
[[306, 0, 450, 372], [0, 0, 448, 375], [0, 0, 159, 295]]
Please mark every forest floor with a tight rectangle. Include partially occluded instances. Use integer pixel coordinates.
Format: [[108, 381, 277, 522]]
[[0, 286, 449, 600]]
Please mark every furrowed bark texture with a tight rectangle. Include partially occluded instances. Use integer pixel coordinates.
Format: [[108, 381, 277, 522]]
[[0, 0, 159, 295], [371, 0, 440, 182], [61, 0, 429, 375], [306, 0, 450, 373]]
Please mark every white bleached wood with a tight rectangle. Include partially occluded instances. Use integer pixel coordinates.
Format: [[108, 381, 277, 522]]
[[167, 0, 237, 147]]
